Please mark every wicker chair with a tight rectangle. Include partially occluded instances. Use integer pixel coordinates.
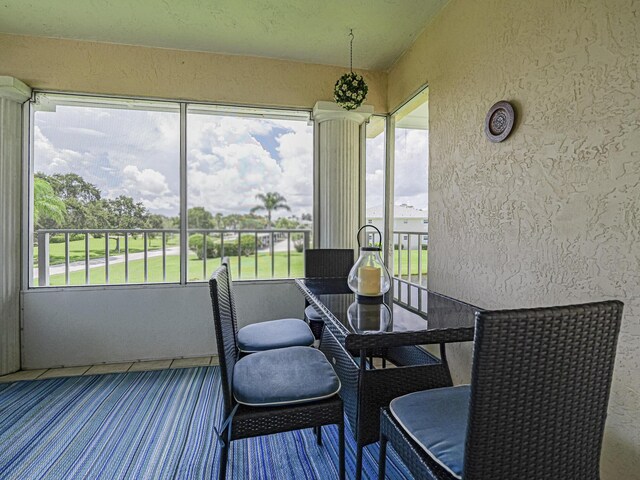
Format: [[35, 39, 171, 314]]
[[304, 249, 354, 339], [209, 264, 345, 480], [378, 300, 623, 480], [220, 258, 314, 353]]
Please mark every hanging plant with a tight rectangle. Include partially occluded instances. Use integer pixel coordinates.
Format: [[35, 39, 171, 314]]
[[334, 73, 368, 111], [334, 29, 368, 111]]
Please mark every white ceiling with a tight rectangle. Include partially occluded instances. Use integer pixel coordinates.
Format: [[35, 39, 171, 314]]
[[0, 0, 447, 70]]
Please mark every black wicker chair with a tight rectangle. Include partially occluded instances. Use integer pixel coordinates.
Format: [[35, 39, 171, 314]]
[[378, 300, 623, 480], [304, 249, 354, 339], [220, 258, 314, 353], [209, 264, 345, 480]]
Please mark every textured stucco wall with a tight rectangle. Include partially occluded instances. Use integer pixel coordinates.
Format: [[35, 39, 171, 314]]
[[0, 33, 387, 111], [388, 0, 640, 477]]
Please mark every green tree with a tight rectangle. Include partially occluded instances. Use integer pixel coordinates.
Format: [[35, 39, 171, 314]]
[[106, 196, 149, 229], [223, 214, 242, 230], [238, 213, 268, 230], [33, 177, 66, 228], [84, 199, 112, 229], [146, 214, 165, 230], [39, 172, 101, 203], [274, 217, 301, 229], [250, 192, 291, 227], [35, 172, 107, 229], [187, 207, 214, 229]]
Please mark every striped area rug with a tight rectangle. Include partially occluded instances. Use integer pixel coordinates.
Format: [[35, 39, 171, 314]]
[[0, 367, 411, 479]]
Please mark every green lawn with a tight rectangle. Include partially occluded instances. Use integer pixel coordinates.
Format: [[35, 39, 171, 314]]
[[41, 248, 428, 287], [393, 249, 428, 276], [44, 251, 305, 286], [34, 233, 179, 266]]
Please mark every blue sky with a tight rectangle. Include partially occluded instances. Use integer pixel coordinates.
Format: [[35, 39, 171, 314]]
[[34, 98, 427, 222], [366, 126, 429, 213], [34, 103, 314, 218]]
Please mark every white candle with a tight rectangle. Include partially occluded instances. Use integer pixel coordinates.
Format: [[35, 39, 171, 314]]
[[358, 265, 381, 295]]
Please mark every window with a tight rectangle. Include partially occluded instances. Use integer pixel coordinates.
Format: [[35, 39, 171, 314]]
[[29, 93, 313, 287], [31, 94, 181, 287], [365, 115, 386, 245], [391, 87, 429, 286], [186, 105, 313, 281]]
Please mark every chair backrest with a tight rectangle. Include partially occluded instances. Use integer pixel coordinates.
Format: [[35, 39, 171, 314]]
[[209, 264, 239, 414], [221, 257, 240, 335], [464, 300, 623, 480], [305, 249, 354, 278]]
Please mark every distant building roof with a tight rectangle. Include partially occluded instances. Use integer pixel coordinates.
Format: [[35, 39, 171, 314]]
[[366, 204, 428, 219]]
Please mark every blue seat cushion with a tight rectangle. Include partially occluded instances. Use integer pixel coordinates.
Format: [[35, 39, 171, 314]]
[[233, 346, 341, 406], [237, 318, 314, 353], [305, 304, 323, 322], [389, 385, 470, 479]]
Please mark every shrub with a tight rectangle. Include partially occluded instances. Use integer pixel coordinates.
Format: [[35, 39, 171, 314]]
[[188, 234, 219, 260], [220, 235, 256, 257], [49, 235, 66, 244], [48, 233, 86, 243], [189, 234, 257, 259]]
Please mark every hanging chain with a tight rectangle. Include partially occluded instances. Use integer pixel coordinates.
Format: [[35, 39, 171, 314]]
[[349, 29, 354, 73]]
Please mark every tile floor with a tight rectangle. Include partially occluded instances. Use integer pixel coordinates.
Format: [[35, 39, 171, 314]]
[[0, 355, 390, 384], [0, 356, 220, 383]]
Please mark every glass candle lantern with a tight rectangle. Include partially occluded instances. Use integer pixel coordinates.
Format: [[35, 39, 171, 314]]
[[347, 301, 392, 334], [347, 225, 391, 302]]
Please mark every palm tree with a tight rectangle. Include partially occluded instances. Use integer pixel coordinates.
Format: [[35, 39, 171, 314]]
[[215, 212, 225, 229], [34, 177, 66, 228], [250, 192, 291, 228]]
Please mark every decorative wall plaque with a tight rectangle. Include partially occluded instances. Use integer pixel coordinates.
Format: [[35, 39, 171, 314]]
[[484, 101, 515, 143]]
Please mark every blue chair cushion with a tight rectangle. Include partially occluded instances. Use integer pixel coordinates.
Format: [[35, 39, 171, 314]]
[[389, 385, 470, 480], [305, 304, 323, 322], [237, 318, 314, 353], [233, 346, 341, 406]]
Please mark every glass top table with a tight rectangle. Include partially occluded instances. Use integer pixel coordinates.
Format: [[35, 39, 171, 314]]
[[296, 277, 481, 351], [296, 276, 485, 478]]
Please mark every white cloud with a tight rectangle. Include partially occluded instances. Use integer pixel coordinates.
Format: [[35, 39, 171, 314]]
[[364, 127, 429, 213], [34, 105, 181, 216], [140, 194, 180, 211], [274, 122, 314, 212], [34, 101, 428, 224], [366, 132, 386, 210], [33, 126, 86, 173], [119, 165, 179, 211], [122, 165, 170, 196], [394, 128, 429, 210], [186, 115, 313, 217]]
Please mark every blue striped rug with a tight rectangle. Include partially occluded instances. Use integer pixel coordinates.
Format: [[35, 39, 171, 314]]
[[0, 367, 411, 479]]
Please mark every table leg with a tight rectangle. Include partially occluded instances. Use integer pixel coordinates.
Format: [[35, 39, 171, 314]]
[[356, 443, 363, 480]]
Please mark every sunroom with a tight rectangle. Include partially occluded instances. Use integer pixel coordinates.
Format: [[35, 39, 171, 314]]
[[0, 1, 637, 479]]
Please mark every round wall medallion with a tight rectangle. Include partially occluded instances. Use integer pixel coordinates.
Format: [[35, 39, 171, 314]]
[[484, 101, 515, 143]]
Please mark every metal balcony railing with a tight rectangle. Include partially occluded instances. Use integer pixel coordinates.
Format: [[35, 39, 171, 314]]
[[35, 228, 311, 287], [390, 230, 428, 312]]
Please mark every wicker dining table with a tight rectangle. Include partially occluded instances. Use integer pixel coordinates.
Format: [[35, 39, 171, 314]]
[[295, 277, 482, 480]]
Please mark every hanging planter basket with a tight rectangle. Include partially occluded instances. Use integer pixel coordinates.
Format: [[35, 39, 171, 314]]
[[334, 29, 368, 111], [334, 72, 368, 111]]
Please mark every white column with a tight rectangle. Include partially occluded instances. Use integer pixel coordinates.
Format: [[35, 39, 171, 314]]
[[0, 77, 31, 375], [313, 101, 373, 249]]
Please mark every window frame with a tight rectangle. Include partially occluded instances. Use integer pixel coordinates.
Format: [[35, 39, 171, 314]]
[[385, 84, 429, 298], [23, 90, 314, 290]]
